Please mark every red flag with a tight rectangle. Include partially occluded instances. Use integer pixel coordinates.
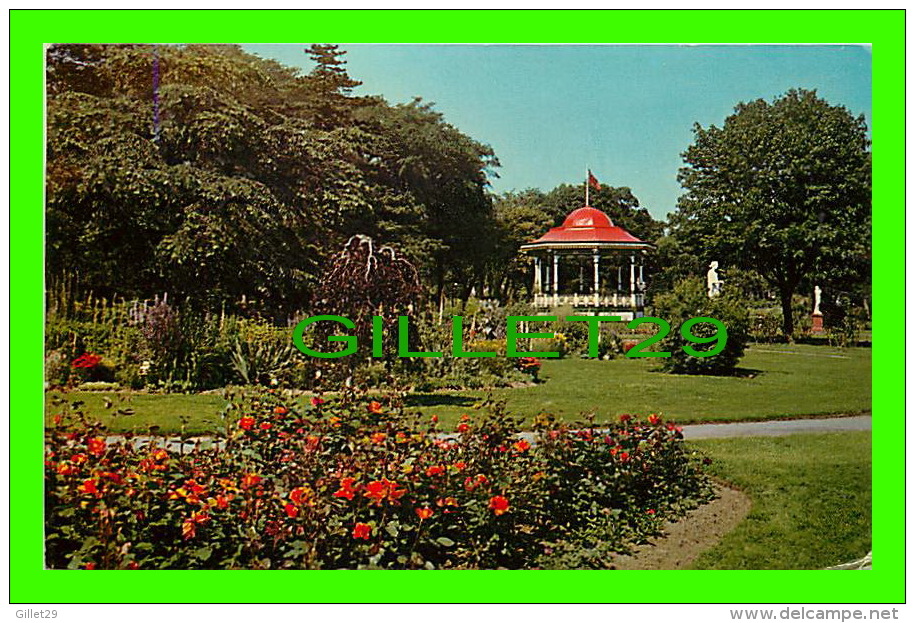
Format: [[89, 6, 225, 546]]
[[588, 170, 601, 191]]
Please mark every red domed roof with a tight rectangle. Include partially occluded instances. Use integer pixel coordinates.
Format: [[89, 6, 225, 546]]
[[521, 206, 650, 249], [561, 207, 615, 229]]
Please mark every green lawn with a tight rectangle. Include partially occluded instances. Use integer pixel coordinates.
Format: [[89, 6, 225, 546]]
[[45, 343, 871, 434], [688, 432, 871, 570]]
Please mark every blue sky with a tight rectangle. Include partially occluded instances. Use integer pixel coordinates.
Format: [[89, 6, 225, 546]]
[[243, 44, 871, 221]]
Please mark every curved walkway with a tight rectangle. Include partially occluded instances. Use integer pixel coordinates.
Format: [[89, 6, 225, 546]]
[[106, 414, 872, 452]]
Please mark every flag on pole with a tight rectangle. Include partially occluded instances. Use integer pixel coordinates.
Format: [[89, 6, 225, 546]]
[[588, 170, 601, 191]]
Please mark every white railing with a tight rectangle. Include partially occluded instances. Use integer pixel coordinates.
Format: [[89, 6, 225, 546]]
[[531, 293, 643, 309]]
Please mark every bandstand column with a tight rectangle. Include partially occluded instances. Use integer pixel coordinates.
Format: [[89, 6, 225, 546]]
[[629, 255, 636, 305], [592, 250, 600, 307], [552, 253, 560, 304], [533, 256, 542, 294]]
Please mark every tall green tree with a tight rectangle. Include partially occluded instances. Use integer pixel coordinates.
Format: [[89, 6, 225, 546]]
[[357, 97, 500, 302], [45, 44, 499, 314], [488, 190, 555, 301], [673, 89, 871, 337]]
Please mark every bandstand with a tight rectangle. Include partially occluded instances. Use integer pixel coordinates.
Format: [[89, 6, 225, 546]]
[[519, 206, 652, 320]]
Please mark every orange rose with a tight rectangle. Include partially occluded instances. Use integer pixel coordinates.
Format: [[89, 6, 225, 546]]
[[512, 439, 531, 452]]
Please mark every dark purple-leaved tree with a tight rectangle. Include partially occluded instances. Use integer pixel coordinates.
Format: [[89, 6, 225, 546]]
[[311, 235, 423, 378]]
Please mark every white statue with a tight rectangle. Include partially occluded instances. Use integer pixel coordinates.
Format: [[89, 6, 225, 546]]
[[707, 261, 723, 298], [813, 285, 822, 315]]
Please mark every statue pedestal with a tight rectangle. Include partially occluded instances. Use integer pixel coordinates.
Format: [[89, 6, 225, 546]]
[[811, 313, 824, 334]]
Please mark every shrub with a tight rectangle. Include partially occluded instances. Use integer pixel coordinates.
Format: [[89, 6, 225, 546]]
[[596, 324, 624, 360], [652, 278, 750, 375], [45, 391, 712, 569], [748, 298, 814, 343], [515, 357, 541, 381], [826, 314, 863, 348], [384, 314, 530, 391], [749, 308, 785, 343], [44, 349, 71, 387]]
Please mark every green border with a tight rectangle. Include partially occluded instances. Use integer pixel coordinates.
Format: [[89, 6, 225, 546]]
[[11, 9, 903, 604]]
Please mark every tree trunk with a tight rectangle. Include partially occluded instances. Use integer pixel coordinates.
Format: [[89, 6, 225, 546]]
[[779, 286, 795, 341]]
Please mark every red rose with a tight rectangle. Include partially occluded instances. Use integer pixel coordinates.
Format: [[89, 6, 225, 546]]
[[489, 495, 510, 516], [352, 522, 372, 539], [87, 437, 106, 457], [78, 479, 98, 495], [238, 416, 255, 431], [333, 477, 358, 500], [290, 487, 310, 506]]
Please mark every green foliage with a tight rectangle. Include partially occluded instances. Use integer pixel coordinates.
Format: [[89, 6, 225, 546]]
[[672, 89, 871, 338], [748, 308, 786, 344], [45, 350, 72, 387], [45, 391, 712, 569], [652, 278, 750, 375], [46, 44, 499, 312], [385, 312, 526, 391], [826, 314, 864, 348], [748, 299, 813, 344]]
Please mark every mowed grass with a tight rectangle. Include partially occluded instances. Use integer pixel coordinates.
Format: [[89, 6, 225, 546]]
[[45, 343, 871, 434], [688, 432, 872, 570], [453, 343, 872, 425], [44, 391, 232, 435]]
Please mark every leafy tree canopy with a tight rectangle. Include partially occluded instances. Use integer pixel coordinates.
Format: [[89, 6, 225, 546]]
[[670, 89, 871, 337], [46, 44, 499, 315]]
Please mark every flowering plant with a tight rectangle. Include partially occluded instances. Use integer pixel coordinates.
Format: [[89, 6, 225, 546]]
[[515, 357, 541, 381], [72, 353, 103, 369], [45, 391, 711, 569]]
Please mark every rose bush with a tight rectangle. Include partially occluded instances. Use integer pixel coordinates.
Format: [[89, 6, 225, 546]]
[[45, 391, 713, 569]]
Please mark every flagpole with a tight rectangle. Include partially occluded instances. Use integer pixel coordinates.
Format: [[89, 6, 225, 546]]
[[585, 168, 590, 206]]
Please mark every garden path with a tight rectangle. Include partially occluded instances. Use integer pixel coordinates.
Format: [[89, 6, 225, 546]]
[[107, 413, 872, 451]]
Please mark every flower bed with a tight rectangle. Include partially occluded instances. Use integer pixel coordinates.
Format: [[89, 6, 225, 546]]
[[45, 392, 713, 569]]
